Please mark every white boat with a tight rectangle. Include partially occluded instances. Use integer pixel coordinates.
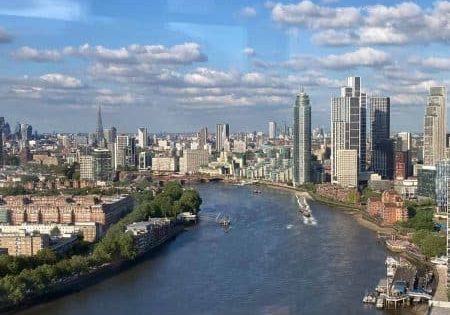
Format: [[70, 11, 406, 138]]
[[296, 195, 311, 217], [376, 295, 385, 308]]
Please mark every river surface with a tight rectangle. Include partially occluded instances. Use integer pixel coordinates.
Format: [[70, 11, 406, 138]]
[[18, 183, 415, 315]]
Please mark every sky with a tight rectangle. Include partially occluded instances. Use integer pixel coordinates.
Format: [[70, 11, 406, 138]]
[[0, 0, 448, 134]]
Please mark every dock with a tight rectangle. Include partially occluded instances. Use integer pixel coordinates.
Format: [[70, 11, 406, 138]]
[[363, 256, 433, 309]]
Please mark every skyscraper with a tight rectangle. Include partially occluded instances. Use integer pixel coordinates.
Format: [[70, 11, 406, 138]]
[[104, 127, 117, 145], [293, 89, 311, 186], [137, 127, 148, 148], [96, 104, 105, 147], [268, 121, 277, 139], [198, 127, 208, 148], [216, 123, 229, 152], [331, 76, 366, 185], [370, 97, 393, 179], [423, 86, 447, 166]]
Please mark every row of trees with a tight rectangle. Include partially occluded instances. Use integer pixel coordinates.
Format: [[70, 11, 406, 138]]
[[0, 182, 202, 306], [412, 230, 446, 258]]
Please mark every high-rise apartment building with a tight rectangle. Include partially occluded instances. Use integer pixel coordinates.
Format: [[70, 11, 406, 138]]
[[216, 123, 229, 152], [137, 127, 148, 148], [423, 86, 447, 166], [331, 76, 366, 186], [370, 97, 393, 179], [336, 150, 358, 187], [293, 89, 311, 186], [268, 121, 277, 139]]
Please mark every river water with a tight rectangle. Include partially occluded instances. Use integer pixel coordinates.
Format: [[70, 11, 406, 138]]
[[18, 183, 414, 315]]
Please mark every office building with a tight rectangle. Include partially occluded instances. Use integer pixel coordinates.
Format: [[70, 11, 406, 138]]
[[293, 89, 311, 185], [79, 155, 94, 180], [216, 123, 229, 152], [370, 96, 393, 179], [268, 121, 277, 139], [417, 165, 437, 199], [423, 86, 447, 166], [137, 127, 148, 148], [93, 148, 112, 181], [180, 149, 209, 174]]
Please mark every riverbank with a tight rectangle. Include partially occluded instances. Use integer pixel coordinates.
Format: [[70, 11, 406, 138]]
[[0, 225, 184, 315]]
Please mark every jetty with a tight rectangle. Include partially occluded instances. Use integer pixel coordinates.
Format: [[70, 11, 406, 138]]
[[363, 256, 433, 309]]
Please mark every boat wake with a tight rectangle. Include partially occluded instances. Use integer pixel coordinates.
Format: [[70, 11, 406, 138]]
[[296, 194, 318, 226]]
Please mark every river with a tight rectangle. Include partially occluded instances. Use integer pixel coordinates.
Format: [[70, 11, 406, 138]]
[[17, 183, 415, 315]]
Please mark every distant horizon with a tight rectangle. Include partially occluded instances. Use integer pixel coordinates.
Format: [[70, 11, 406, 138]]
[[0, 0, 448, 132]]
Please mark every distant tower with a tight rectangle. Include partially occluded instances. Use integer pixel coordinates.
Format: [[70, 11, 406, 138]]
[[96, 104, 105, 147]]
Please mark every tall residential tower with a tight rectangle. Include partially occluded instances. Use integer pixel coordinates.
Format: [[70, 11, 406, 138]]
[[293, 89, 311, 186], [331, 76, 367, 186], [370, 96, 393, 179], [423, 86, 447, 166]]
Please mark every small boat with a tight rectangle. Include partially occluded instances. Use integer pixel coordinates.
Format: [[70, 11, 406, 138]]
[[296, 195, 312, 218], [362, 292, 377, 304], [375, 296, 385, 309], [253, 189, 262, 194]]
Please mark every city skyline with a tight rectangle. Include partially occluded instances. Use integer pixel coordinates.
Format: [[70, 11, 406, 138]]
[[0, 0, 448, 132]]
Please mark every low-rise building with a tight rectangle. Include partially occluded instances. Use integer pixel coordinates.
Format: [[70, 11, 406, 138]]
[[126, 218, 173, 254], [0, 230, 49, 256], [367, 191, 408, 225]]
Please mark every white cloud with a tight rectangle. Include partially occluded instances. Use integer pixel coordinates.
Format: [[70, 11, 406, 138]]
[[320, 47, 391, 69], [39, 73, 83, 88], [311, 30, 356, 46], [271, 1, 361, 29], [64, 42, 207, 65], [12, 46, 61, 62], [243, 47, 256, 57], [409, 56, 450, 71], [239, 6, 257, 17], [270, 1, 450, 46], [184, 68, 238, 87]]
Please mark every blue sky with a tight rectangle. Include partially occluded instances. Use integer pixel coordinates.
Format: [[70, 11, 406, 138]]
[[0, 0, 449, 133]]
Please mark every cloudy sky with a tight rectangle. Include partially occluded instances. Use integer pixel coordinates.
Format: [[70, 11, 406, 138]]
[[0, 0, 448, 133]]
